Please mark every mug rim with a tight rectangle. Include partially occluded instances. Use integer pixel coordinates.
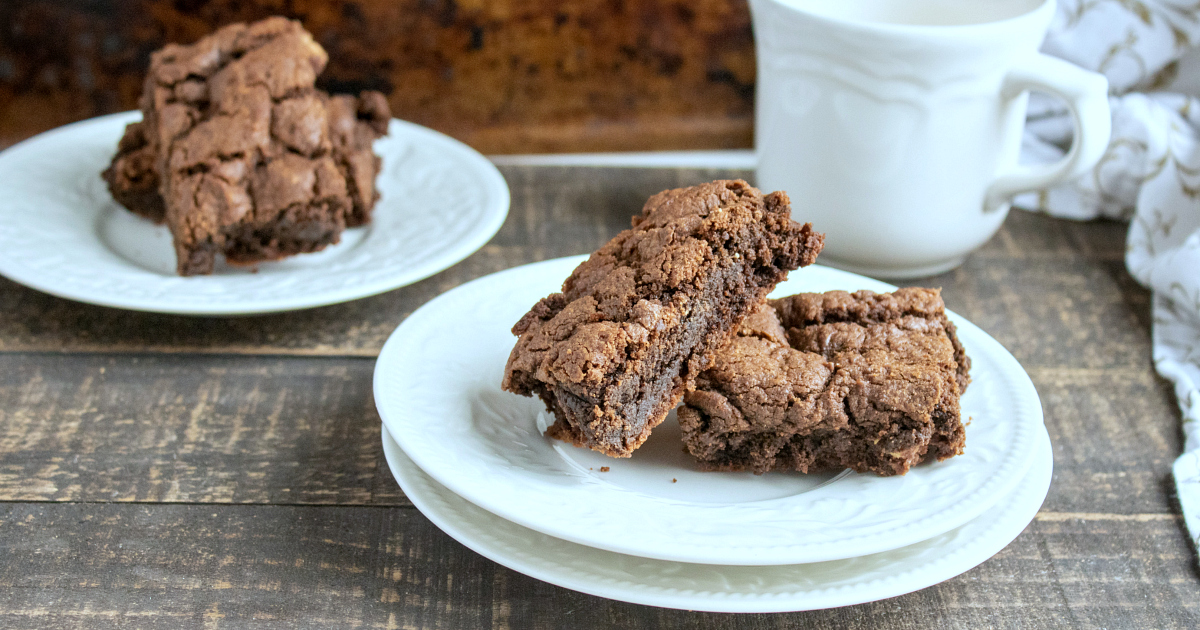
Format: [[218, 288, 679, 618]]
[[755, 0, 1055, 35]]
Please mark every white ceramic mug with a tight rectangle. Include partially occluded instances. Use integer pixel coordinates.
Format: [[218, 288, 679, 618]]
[[751, 0, 1111, 278]]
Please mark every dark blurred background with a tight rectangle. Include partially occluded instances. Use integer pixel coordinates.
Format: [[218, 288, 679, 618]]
[[0, 0, 756, 152]]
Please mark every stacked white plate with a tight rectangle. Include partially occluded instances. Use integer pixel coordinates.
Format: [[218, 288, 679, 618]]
[[373, 256, 1052, 612]]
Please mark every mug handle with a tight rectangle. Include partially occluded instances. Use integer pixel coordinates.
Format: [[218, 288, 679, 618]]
[[983, 54, 1112, 213]]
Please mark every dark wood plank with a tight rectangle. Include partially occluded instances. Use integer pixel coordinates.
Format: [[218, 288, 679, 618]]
[[0, 166, 745, 356], [0, 345, 1182, 516], [0, 168, 1139, 361], [923, 257, 1151, 372], [0, 174, 1181, 517], [0, 353, 405, 506], [0, 503, 1196, 629], [1034, 365, 1181, 515], [0, 163, 1190, 628]]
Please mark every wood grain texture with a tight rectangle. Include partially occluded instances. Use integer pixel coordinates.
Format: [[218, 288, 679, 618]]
[[0, 168, 1141, 358], [0, 346, 1181, 516], [0, 354, 404, 507], [0, 164, 1194, 627], [0, 166, 739, 355], [0, 0, 754, 153], [0, 348, 1180, 516], [0, 504, 1196, 629]]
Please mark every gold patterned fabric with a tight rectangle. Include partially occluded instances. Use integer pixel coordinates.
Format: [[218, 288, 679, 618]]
[[1014, 0, 1200, 556]]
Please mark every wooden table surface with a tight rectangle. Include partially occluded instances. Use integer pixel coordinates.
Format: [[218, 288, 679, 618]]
[[0, 166, 1196, 628]]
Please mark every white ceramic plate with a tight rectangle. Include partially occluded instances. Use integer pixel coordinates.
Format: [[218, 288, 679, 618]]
[[0, 112, 509, 315], [383, 423, 1053, 612], [375, 256, 1044, 565]]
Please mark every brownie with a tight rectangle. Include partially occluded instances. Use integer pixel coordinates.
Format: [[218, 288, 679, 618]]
[[102, 121, 165, 223], [102, 17, 390, 275], [502, 180, 824, 457], [678, 288, 971, 476]]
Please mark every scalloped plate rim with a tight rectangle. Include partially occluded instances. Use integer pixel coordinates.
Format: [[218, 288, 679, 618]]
[[374, 256, 1045, 565], [381, 422, 1053, 612], [0, 111, 510, 315]]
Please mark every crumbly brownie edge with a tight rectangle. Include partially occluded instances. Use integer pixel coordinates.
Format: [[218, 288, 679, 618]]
[[772, 287, 948, 328], [679, 370, 963, 477], [944, 318, 972, 394], [126, 18, 392, 276], [503, 180, 824, 458], [103, 122, 167, 223], [680, 290, 969, 476], [537, 258, 781, 458], [774, 288, 972, 393]]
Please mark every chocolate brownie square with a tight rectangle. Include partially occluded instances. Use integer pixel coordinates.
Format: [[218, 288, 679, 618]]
[[103, 17, 390, 275], [678, 288, 970, 476], [502, 180, 824, 457]]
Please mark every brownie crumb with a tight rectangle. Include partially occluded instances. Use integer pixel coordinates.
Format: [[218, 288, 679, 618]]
[[503, 180, 824, 458], [678, 288, 970, 476], [599, 466, 610, 472]]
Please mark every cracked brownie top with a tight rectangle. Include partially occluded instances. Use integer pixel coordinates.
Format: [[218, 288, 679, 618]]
[[503, 179, 824, 457], [105, 17, 390, 275], [680, 288, 970, 476]]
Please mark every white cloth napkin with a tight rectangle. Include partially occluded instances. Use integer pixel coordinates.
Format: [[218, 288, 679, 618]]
[[1012, 0, 1200, 553]]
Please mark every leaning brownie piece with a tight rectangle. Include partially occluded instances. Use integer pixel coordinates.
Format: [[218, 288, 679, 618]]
[[107, 17, 390, 275], [678, 288, 970, 476], [502, 180, 824, 457]]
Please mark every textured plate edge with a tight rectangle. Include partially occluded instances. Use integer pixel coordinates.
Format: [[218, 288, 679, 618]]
[[772, 265, 1045, 560], [374, 256, 1047, 565], [382, 422, 1053, 613], [0, 112, 511, 316]]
